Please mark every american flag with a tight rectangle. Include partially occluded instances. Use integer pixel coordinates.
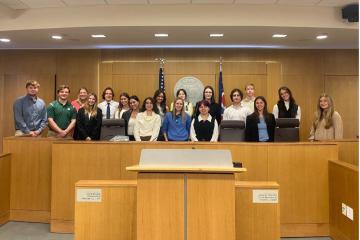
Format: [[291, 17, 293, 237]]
[[218, 64, 226, 113], [159, 67, 165, 91]]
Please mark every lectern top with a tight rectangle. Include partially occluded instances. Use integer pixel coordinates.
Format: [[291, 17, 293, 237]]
[[139, 149, 233, 168]]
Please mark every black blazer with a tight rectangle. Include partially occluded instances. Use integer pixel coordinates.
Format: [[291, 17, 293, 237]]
[[194, 101, 222, 124], [121, 109, 132, 136], [74, 108, 102, 140], [245, 112, 275, 142]]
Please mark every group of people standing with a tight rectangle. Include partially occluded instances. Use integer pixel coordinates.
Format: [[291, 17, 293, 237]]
[[13, 80, 343, 142]]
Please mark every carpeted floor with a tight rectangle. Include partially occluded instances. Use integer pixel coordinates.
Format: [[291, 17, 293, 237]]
[[0, 221, 332, 240]]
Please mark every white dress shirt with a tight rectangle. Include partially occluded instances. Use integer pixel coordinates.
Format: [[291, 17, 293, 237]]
[[98, 100, 119, 119], [241, 98, 255, 113], [223, 105, 250, 122]]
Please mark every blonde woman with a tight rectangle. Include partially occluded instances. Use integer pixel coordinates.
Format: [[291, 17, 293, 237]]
[[74, 93, 102, 140], [71, 87, 88, 111], [163, 98, 191, 141], [309, 93, 343, 141], [170, 89, 194, 117]]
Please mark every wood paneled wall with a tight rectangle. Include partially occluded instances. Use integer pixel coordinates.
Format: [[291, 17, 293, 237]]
[[336, 140, 359, 166], [75, 180, 137, 240], [74, 180, 280, 240], [0, 50, 100, 153], [50, 141, 338, 237], [3, 138, 59, 223], [100, 49, 358, 141], [0, 153, 10, 226], [235, 181, 280, 240], [329, 160, 359, 240], [0, 49, 358, 149]]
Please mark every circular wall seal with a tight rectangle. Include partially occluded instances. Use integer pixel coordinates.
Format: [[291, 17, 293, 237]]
[[174, 76, 204, 105]]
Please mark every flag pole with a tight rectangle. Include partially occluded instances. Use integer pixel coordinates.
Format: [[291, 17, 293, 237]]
[[156, 57, 166, 91], [218, 56, 226, 114]]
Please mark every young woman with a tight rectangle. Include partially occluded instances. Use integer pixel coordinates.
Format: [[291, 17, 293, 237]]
[[74, 93, 102, 141], [153, 89, 169, 119], [121, 95, 140, 141], [272, 86, 301, 120], [71, 87, 88, 111], [241, 83, 256, 113], [194, 86, 222, 124], [223, 88, 250, 121], [134, 97, 161, 141], [309, 93, 343, 141], [163, 98, 192, 141], [170, 89, 194, 117], [115, 92, 130, 119], [190, 100, 219, 142], [245, 96, 275, 142], [153, 89, 169, 141]]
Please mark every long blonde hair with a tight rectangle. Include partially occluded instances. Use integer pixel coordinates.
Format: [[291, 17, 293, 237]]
[[172, 98, 187, 123], [83, 93, 98, 117], [313, 93, 334, 130]]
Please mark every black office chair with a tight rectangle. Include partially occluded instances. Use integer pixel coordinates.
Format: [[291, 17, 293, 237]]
[[219, 120, 246, 142], [100, 119, 126, 140], [274, 118, 300, 142]]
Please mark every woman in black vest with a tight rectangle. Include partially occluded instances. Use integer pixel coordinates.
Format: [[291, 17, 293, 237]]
[[245, 96, 275, 142], [194, 86, 222, 124], [272, 86, 301, 120], [190, 100, 219, 142]]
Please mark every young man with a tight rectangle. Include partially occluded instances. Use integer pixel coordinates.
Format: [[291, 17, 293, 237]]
[[241, 83, 256, 113], [13, 80, 48, 137], [47, 85, 77, 138], [98, 87, 119, 119]]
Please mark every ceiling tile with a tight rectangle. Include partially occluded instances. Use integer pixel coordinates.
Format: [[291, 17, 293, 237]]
[[192, 0, 234, 4], [0, 0, 29, 9], [106, 0, 147, 4], [62, 0, 106, 6], [234, 0, 277, 4], [149, 0, 190, 4], [19, 0, 66, 8], [317, 0, 357, 7], [277, 0, 321, 6]]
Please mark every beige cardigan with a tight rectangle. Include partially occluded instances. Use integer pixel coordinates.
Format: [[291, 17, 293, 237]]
[[309, 111, 343, 140]]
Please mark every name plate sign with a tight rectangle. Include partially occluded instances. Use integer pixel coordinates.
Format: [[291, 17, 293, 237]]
[[253, 189, 278, 203], [76, 189, 102, 202]]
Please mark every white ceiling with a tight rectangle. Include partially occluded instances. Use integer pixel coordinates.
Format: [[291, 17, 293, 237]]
[[0, 0, 357, 49], [0, 0, 357, 9], [0, 26, 357, 49]]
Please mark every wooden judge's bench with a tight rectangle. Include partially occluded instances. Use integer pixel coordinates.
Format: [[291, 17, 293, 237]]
[[0, 137, 358, 240]]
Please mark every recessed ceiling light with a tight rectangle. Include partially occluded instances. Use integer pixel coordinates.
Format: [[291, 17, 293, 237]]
[[210, 33, 224, 38], [0, 38, 10, 42], [154, 33, 168, 37], [52, 35, 62, 40], [91, 34, 106, 38], [272, 34, 287, 38], [316, 34, 328, 40]]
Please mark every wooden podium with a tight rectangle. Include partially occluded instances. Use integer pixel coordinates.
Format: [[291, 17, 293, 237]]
[[127, 149, 246, 240]]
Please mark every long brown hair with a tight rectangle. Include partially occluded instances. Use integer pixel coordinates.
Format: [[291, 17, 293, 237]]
[[313, 93, 335, 130], [83, 93, 98, 117], [172, 98, 187, 123]]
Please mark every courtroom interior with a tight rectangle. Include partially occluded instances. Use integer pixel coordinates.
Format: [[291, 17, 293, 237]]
[[0, 0, 358, 240]]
